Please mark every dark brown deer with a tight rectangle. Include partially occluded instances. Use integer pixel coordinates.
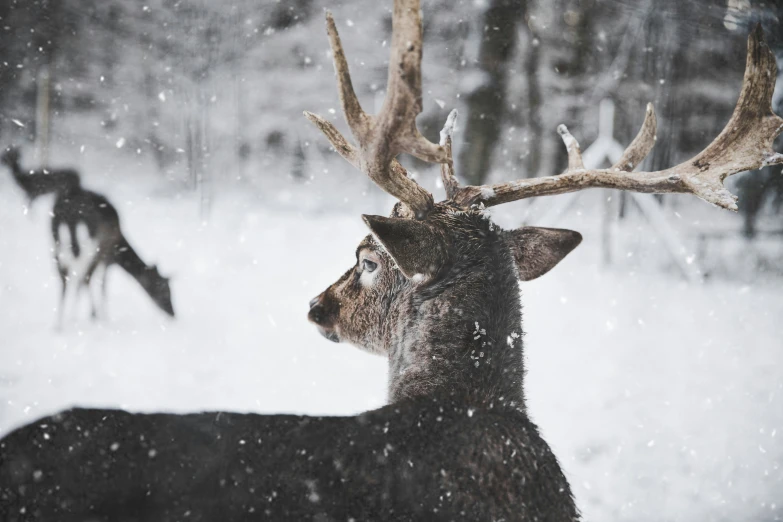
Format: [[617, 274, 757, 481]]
[[1, 2, 781, 521], [2, 147, 174, 327]]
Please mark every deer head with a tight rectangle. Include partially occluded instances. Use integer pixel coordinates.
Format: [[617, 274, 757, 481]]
[[138, 265, 175, 317], [309, 200, 581, 405], [305, 1, 783, 405]]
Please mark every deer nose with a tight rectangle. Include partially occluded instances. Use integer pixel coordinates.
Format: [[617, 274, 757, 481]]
[[308, 295, 327, 325], [308, 304, 326, 325]]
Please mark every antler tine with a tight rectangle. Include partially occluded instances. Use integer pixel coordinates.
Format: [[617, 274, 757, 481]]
[[612, 103, 657, 172], [439, 109, 460, 199], [451, 26, 783, 212], [305, 0, 452, 219], [303, 111, 360, 168], [324, 12, 368, 134], [556, 125, 585, 171]]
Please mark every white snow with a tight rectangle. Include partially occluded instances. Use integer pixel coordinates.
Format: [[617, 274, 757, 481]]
[[762, 151, 783, 167], [479, 186, 496, 199], [439, 109, 458, 146]]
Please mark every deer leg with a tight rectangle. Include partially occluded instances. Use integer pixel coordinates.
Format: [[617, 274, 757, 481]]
[[87, 263, 106, 321], [54, 223, 74, 330], [57, 268, 81, 329], [64, 223, 98, 324], [55, 269, 67, 331], [86, 274, 98, 321], [84, 263, 98, 321], [99, 264, 109, 320], [69, 278, 84, 323]]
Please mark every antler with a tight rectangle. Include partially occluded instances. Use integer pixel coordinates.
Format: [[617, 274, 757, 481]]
[[304, 0, 451, 219], [449, 25, 783, 212]]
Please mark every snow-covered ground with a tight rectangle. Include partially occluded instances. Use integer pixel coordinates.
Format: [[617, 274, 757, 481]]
[[1, 160, 781, 522]]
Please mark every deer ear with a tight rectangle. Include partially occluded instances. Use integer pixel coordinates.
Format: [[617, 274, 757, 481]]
[[505, 227, 582, 281], [362, 215, 446, 279]]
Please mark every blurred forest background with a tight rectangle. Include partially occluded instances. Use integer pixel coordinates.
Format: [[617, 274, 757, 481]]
[[1, 2, 783, 521], [1, 0, 782, 279]]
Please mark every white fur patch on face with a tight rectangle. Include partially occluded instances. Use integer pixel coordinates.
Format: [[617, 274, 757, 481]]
[[359, 271, 377, 288]]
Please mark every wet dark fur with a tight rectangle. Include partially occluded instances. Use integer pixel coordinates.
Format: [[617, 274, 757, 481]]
[[384, 207, 528, 406], [0, 203, 579, 521], [0, 398, 574, 521]]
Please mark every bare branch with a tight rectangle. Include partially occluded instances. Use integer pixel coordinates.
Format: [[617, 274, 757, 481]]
[[452, 26, 783, 212]]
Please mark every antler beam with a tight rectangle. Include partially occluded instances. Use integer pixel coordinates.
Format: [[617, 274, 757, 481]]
[[449, 25, 783, 212], [304, 0, 451, 219]]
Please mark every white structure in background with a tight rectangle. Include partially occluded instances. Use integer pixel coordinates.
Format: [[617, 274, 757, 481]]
[[534, 99, 703, 283]]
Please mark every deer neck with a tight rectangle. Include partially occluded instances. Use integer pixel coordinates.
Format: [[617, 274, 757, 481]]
[[6, 160, 25, 182], [385, 237, 526, 412], [114, 237, 152, 283]]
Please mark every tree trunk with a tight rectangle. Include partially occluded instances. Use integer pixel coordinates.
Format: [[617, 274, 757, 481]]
[[522, 23, 541, 178], [458, 0, 525, 186]]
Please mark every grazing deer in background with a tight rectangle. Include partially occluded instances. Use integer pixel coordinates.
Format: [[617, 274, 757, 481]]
[[1, 0, 781, 518], [1, 146, 174, 327]]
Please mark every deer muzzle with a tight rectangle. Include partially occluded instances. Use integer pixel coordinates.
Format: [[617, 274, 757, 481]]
[[308, 293, 340, 343]]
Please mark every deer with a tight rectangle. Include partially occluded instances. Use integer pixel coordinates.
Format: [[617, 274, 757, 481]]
[[1, 147, 175, 327], [1, 0, 781, 519]]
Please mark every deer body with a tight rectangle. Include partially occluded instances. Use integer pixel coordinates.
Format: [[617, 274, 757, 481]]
[[0, 396, 574, 521], [51, 186, 174, 325]]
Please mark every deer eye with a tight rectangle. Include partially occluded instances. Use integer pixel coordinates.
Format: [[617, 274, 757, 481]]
[[362, 259, 378, 273]]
